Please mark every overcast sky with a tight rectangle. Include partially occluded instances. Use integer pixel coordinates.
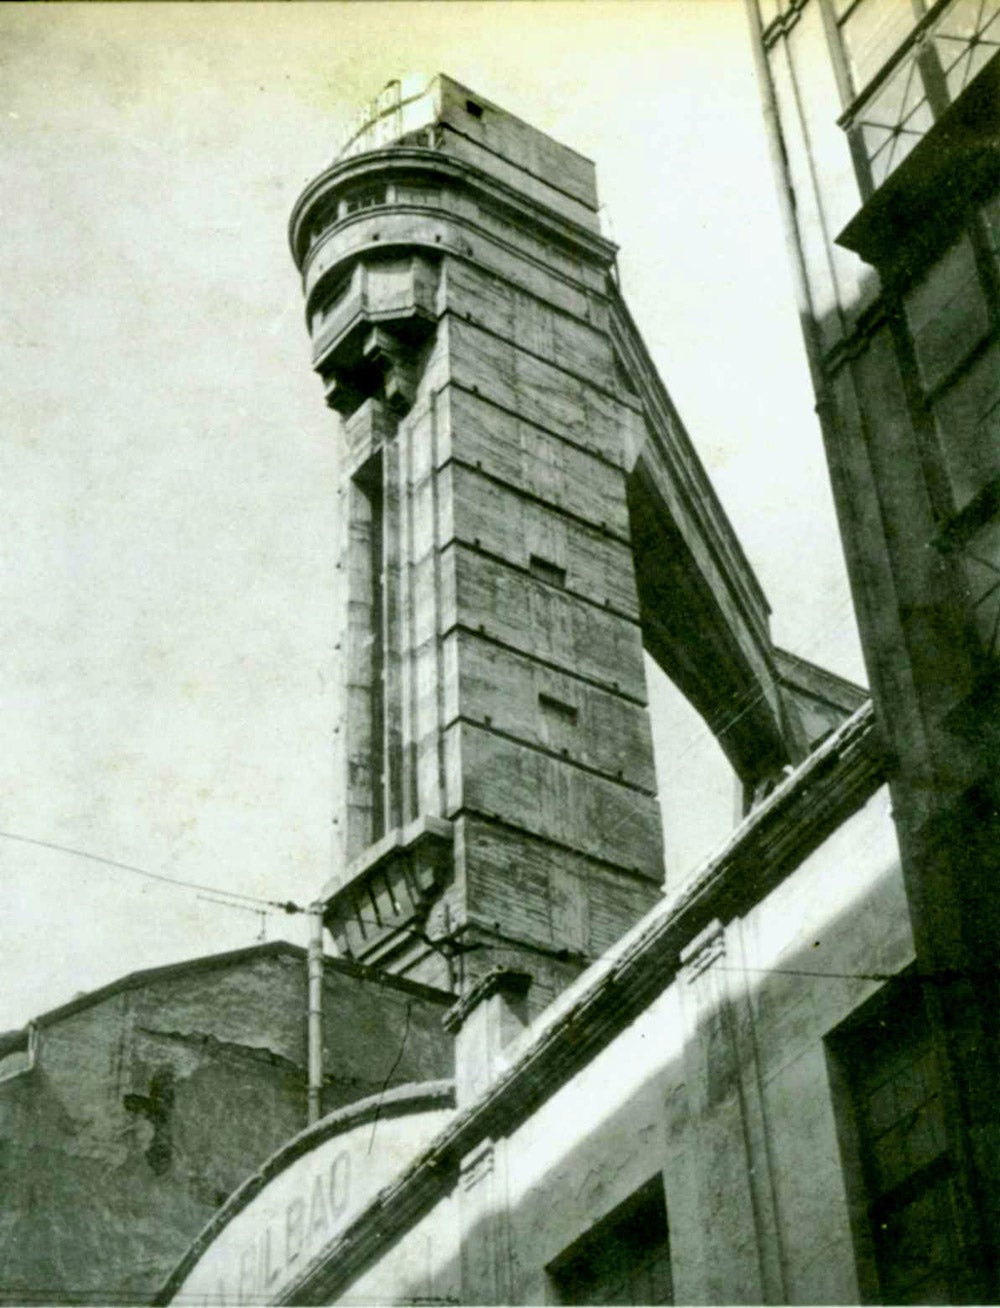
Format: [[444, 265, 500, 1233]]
[[0, 1, 864, 1031]]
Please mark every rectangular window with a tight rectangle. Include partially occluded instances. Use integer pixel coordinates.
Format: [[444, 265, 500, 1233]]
[[828, 981, 962, 1304], [839, 0, 924, 92], [547, 1176, 672, 1306], [957, 513, 1000, 662], [342, 184, 388, 216], [538, 692, 578, 726], [905, 234, 992, 393], [932, 341, 1000, 511], [902, 221, 1000, 524]]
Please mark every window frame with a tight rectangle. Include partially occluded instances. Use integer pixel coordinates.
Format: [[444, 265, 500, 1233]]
[[824, 0, 1000, 198], [546, 1174, 673, 1307], [825, 975, 963, 1304]]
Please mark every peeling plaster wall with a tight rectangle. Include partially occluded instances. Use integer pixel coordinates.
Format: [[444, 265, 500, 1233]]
[[0, 946, 451, 1305]]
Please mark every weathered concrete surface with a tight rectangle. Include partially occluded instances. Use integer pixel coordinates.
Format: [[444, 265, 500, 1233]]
[[0, 942, 451, 1304], [273, 772, 907, 1308], [752, 7, 1000, 1294], [295, 76, 862, 1018]]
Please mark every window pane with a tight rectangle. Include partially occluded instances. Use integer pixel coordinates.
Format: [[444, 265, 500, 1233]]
[[933, 0, 1000, 98], [933, 343, 1000, 511], [841, 0, 920, 91], [830, 983, 959, 1302], [905, 235, 991, 392], [935, 0, 1000, 42], [960, 515, 1000, 662]]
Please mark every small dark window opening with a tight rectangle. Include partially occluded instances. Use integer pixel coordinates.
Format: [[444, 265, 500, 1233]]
[[344, 185, 388, 215], [539, 693, 578, 726], [528, 554, 567, 588], [614, 350, 637, 395], [465, 99, 484, 119], [353, 452, 387, 841], [548, 1175, 673, 1306]]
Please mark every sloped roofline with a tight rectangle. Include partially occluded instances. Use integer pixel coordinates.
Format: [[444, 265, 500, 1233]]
[[0, 940, 452, 1054]]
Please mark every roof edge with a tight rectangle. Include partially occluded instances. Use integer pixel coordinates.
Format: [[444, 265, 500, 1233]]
[[3, 939, 452, 1046]]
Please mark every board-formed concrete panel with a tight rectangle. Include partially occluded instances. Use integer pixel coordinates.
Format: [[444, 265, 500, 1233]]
[[290, 74, 861, 1012]]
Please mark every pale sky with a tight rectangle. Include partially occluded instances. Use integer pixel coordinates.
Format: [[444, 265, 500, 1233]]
[[0, 1, 864, 1031]]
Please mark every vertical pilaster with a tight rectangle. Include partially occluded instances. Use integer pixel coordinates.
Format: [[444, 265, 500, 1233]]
[[672, 919, 784, 1305], [458, 1138, 513, 1306]]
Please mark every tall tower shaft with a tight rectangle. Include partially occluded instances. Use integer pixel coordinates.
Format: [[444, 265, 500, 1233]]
[[289, 75, 842, 1013]]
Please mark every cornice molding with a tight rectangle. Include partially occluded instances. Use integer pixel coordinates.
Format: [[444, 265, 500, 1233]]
[[289, 148, 617, 274]]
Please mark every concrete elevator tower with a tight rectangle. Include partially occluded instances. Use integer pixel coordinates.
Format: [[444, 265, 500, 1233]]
[[288, 75, 852, 1028]]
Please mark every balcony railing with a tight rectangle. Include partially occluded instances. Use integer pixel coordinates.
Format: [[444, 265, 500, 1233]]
[[841, 0, 1000, 191]]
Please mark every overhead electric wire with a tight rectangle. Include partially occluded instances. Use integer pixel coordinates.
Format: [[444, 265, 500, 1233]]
[[0, 828, 305, 914], [0, 594, 862, 927]]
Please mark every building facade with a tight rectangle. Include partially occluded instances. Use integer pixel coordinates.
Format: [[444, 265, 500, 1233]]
[[3, 59, 978, 1306], [151, 75, 947, 1306], [745, 1, 1000, 1298], [163, 718, 901, 1306]]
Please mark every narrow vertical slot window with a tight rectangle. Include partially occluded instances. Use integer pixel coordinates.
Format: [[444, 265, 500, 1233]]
[[354, 452, 387, 843]]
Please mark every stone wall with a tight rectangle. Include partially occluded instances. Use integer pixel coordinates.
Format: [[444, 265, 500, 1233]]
[[0, 942, 451, 1304]]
